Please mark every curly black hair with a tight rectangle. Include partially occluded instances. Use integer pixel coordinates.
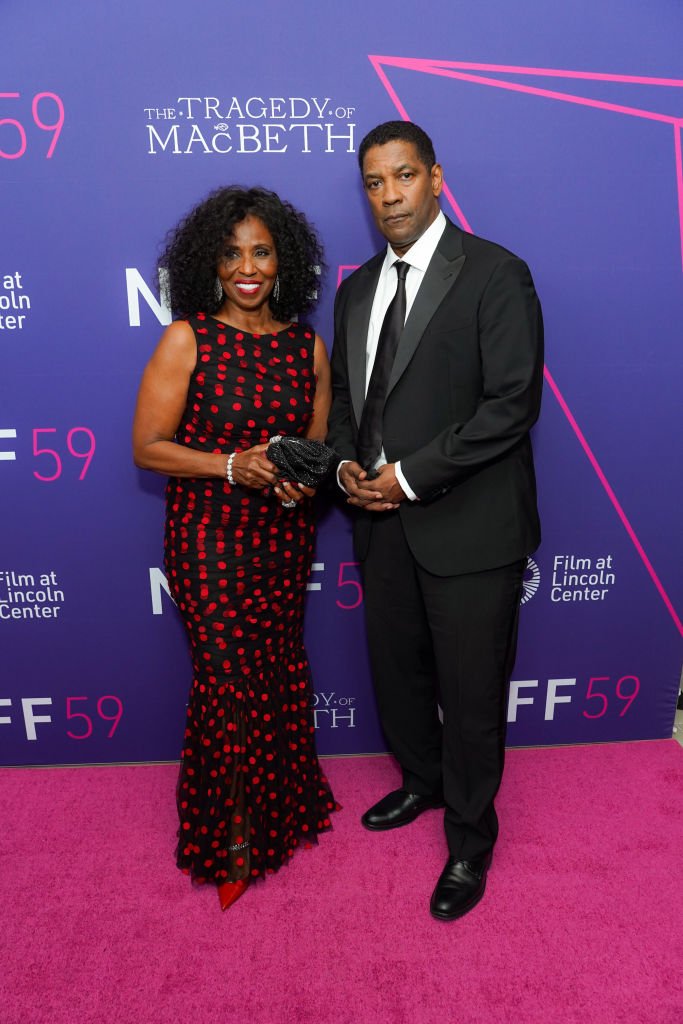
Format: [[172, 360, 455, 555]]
[[358, 121, 436, 174], [159, 186, 325, 321]]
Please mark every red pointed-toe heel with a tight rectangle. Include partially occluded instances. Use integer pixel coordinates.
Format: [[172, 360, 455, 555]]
[[217, 878, 249, 911]]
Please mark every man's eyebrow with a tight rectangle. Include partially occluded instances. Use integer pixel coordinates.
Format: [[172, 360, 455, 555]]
[[364, 163, 414, 180]]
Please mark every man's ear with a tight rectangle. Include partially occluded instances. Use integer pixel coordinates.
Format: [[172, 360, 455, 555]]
[[431, 163, 444, 197]]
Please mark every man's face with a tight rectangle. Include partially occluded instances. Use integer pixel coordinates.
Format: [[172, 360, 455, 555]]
[[361, 139, 443, 256]]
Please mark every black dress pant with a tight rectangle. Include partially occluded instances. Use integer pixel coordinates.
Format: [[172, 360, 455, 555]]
[[361, 512, 525, 861]]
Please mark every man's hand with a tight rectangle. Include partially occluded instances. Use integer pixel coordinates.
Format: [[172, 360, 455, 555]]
[[342, 461, 405, 512]]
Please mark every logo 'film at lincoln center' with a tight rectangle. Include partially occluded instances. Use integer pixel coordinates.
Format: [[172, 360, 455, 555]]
[[0, 570, 65, 621], [551, 554, 616, 603], [522, 555, 617, 605], [144, 95, 357, 156]]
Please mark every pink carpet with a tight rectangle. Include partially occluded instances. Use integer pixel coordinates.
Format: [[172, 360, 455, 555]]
[[2, 742, 682, 1024]]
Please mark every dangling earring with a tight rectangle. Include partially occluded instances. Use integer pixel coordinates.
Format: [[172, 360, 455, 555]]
[[272, 275, 280, 304], [214, 276, 224, 305]]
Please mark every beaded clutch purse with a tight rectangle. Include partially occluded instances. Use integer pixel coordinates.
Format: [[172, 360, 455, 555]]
[[266, 436, 338, 488]]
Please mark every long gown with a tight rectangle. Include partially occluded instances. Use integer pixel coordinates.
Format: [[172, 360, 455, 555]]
[[164, 313, 337, 885]]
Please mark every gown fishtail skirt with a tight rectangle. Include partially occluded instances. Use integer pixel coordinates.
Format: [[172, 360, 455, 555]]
[[164, 314, 338, 887]]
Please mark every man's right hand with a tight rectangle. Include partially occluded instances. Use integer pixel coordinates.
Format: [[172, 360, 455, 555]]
[[339, 461, 399, 511]]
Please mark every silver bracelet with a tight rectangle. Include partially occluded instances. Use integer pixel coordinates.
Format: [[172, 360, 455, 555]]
[[226, 452, 237, 485]]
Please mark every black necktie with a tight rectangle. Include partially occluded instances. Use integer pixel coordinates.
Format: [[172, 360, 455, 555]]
[[357, 260, 409, 475]]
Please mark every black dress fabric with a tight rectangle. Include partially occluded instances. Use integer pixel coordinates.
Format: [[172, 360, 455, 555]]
[[164, 313, 337, 885]]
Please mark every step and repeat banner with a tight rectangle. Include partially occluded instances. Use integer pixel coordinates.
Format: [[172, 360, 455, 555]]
[[2, 2, 682, 765]]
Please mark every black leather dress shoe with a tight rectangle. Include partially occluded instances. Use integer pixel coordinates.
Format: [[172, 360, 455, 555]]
[[361, 789, 444, 831], [430, 852, 493, 921]]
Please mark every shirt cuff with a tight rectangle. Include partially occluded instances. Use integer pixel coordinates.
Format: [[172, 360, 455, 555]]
[[337, 460, 351, 495], [395, 461, 418, 501]]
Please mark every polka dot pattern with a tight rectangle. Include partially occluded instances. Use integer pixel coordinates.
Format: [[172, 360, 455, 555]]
[[164, 315, 337, 886]]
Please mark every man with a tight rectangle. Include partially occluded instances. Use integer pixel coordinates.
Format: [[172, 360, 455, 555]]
[[327, 121, 543, 921]]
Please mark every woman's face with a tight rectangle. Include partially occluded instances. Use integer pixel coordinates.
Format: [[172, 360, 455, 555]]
[[216, 215, 278, 312]]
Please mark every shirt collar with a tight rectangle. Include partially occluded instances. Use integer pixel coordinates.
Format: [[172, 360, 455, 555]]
[[382, 209, 447, 275]]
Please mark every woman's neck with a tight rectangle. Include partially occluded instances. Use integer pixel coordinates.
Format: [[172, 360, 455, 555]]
[[213, 302, 285, 334]]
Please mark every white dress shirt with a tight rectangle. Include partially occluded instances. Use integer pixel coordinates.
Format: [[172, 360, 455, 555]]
[[339, 209, 448, 500]]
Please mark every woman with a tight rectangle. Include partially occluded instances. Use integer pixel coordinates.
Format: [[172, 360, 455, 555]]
[[133, 187, 337, 910]]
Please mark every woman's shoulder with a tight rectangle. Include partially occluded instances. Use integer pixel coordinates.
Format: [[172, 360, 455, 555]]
[[161, 318, 197, 346], [144, 318, 197, 376]]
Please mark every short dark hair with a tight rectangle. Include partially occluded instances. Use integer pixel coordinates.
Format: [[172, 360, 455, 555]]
[[358, 121, 437, 174], [159, 186, 324, 321]]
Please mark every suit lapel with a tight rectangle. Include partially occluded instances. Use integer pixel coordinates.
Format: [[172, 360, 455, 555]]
[[387, 222, 466, 396], [346, 253, 383, 426]]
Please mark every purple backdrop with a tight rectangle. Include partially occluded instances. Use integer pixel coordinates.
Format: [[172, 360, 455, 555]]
[[1, 1, 682, 765]]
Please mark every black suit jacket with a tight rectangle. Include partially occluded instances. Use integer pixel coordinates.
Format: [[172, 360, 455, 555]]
[[327, 218, 544, 577]]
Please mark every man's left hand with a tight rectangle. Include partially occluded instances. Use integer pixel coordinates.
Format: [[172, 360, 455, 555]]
[[347, 463, 406, 511]]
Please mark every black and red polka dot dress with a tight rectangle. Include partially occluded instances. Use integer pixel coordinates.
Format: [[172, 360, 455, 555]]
[[164, 313, 338, 887]]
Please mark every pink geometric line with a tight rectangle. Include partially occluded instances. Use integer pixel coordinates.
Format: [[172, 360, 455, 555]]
[[371, 56, 683, 89], [368, 57, 473, 232], [336, 264, 361, 290], [440, 182, 473, 234], [369, 54, 683, 636], [675, 122, 683, 273], [380, 60, 681, 126], [369, 54, 683, 266], [369, 56, 412, 120], [544, 369, 683, 637]]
